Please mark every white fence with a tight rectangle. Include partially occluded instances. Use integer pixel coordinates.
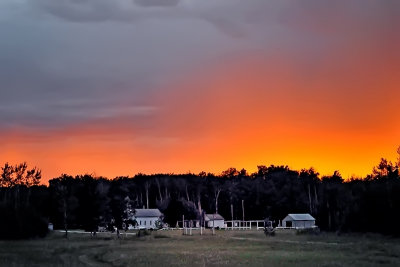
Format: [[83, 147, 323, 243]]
[[225, 220, 266, 230], [176, 220, 267, 230]]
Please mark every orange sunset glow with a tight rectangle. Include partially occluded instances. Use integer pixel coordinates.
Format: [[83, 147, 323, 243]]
[[1, 1, 399, 183]]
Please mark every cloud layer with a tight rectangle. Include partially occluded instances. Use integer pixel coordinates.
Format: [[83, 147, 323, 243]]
[[1, 0, 399, 180]]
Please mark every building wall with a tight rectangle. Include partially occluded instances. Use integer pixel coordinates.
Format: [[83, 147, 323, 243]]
[[294, 220, 315, 228], [136, 216, 160, 229], [207, 220, 226, 228], [283, 219, 315, 228], [282, 217, 291, 227]]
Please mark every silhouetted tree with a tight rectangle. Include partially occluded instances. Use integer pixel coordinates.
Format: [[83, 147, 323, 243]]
[[0, 162, 46, 239], [3, 147, 400, 239]]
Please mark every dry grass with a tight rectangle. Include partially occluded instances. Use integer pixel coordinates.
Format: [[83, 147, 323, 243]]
[[1, 229, 400, 266]]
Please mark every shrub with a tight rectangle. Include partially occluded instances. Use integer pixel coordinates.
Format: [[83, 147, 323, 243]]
[[137, 229, 151, 237], [296, 227, 320, 235]]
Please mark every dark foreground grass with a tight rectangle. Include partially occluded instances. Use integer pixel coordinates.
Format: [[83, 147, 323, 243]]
[[1, 229, 400, 266]]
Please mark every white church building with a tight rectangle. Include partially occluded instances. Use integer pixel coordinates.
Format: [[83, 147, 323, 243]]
[[133, 209, 163, 229]]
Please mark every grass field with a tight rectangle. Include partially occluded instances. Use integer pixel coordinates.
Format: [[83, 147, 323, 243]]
[[1, 229, 400, 266]]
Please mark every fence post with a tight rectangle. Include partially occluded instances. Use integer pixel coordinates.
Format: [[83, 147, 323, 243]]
[[182, 215, 185, 235]]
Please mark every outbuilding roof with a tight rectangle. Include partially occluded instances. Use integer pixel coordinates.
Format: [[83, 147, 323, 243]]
[[285, 214, 315, 221], [134, 209, 162, 217], [205, 214, 225, 221]]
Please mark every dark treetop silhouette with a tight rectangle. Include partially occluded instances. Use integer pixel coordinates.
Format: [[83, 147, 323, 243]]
[[1, 150, 400, 239]]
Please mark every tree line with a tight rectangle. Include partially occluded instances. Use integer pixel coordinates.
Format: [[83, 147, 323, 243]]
[[1, 151, 400, 239]]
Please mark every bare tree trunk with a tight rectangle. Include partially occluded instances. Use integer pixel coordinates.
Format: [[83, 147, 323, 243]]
[[63, 198, 68, 239], [145, 182, 149, 209], [164, 187, 169, 200], [182, 215, 185, 235], [242, 199, 245, 222], [327, 201, 331, 231], [212, 215, 215, 235], [156, 179, 163, 202], [231, 203, 234, 222], [214, 188, 221, 214], [314, 185, 319, 206], [185, 185, 190, 202], [197, 192, 202, 215]]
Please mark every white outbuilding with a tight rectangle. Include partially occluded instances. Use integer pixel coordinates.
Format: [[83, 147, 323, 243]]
[[133, 209, 163, 229], [282, 214, 316, 229], [205, 214, 226, 229]]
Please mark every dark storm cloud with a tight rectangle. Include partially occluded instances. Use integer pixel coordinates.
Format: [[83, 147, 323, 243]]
[[0, 0, 244, 131], [30, 0, 181, 23], [1, 0, 399, 134], [0, 98, 156, 128], [28, 0, 255, 37]]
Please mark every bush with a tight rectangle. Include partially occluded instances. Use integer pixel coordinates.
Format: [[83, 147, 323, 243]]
[[264, 227, 276, 236], [137, 229, 151, 237], [296, 227, 320, 235]]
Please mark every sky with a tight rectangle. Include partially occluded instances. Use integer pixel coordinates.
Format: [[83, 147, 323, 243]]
[[1, 0, 399, 183]]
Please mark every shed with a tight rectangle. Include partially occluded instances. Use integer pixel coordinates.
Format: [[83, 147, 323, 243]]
[[133, 209, 163, 229], [282, 214, 315, 228], [205, 214, 226, 229]]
